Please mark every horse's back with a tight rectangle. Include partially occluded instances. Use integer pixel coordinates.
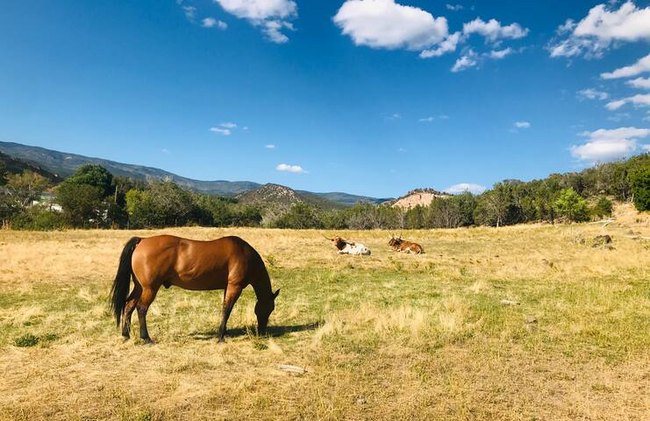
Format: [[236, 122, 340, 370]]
[[132, 235, 264, 290]]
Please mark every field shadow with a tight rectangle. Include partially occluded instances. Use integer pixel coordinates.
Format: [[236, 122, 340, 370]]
[[190, 322, 320, 341]]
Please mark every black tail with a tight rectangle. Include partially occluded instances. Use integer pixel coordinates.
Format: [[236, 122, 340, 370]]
[[110, 237, 141, 327]]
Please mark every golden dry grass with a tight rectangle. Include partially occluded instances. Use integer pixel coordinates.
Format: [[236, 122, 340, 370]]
[[0, 209, 648, 420]]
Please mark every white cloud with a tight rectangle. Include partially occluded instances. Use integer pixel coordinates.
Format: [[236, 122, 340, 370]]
[[265, 144, 276, 149], [451, 50, 478, 72], [215, 0, 296, 20], [419, 114, 448, 122], [262, 20, 295, 43], [605, 93, 650, 110], [161, 148, 171, 154], [607, 112, 631, 122], [215, 0, 297, 43], [627, 77, 650, 89], [514, 121, 531, 128], [445, 183, 486, 195], [333, 0, 449, 50], [489, 47, 513, 59], [463, 18, 528, 43], [643, 144, 650, 151], [549, 2, 650, 58], [446, 4, 463, 11], [202, 17, 228, 29], [182, 5, 197, 21], [220, 122, 237, 128], [556, 19, 577, 35], [210, 127, 232, 136], [571, 126, 650, 162], [385, 112, 401, 120], [276, 163, 306, 173], [601, 53, 650, 79], [577, 88, 609, 100], [420, 31, 461, 58]]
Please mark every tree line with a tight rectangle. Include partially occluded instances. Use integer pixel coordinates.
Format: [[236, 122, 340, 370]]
[[0, 153, 648, 231]]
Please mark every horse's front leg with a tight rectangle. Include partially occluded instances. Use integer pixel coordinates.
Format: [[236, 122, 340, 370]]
[[217, 286, 243, 343]]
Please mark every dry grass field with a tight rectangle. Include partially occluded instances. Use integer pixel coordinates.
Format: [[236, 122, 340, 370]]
[[1, 207, 649, 420]]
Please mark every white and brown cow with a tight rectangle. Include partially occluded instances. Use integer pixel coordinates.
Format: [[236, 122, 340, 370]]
[[330, 236, 371, 256]]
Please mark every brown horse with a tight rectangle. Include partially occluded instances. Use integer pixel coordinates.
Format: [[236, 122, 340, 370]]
[[110, 235, 279, 343]]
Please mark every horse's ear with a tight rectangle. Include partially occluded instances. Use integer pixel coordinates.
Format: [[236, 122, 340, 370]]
[[273, 289, 280, 299]]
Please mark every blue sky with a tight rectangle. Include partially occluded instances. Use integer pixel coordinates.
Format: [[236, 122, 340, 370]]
[[1, 0, 650, 197]]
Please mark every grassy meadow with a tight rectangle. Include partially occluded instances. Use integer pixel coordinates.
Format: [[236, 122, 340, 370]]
[[0, 209, 649, 420]]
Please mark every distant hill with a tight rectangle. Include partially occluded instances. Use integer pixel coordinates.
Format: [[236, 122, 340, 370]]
[[302, 191, 391, 206], [0, 141, 258, 195], [237, 183, 346, 210], [0, 151, 61, 183], [389, 188, 450, 209], [0, 141, 386, 205], [0, 141, 259, 195]]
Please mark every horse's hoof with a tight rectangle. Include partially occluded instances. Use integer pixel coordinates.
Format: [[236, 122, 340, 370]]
[[121, 335, 130, 342], [217, 338, 226, 344], [142, 338, 154, 345]]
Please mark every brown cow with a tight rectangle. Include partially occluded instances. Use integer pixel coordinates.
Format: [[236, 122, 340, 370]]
[[388, 235, 424, 254]]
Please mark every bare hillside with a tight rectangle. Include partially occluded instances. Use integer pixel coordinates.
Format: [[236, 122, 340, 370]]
[[391, 188, 449, 209]]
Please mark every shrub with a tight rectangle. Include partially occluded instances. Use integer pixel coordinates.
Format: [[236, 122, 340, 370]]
[[591, 197, 613, 219], [15, 333, 39, 347], [630, 167, 650, 212], [10, 205, 66, 230]]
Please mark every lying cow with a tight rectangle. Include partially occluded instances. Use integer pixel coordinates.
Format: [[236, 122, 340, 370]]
[[330, 236, 371, 256], [388, 236, 424, 254]]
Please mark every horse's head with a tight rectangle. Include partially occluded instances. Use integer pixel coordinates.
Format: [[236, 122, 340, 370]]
[[255, 288, 280, 335]]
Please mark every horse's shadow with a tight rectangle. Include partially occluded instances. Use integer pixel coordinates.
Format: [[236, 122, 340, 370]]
[[190, 322, 320, 340]]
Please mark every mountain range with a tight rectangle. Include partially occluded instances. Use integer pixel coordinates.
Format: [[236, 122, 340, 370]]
[[0, 141, 389, 207]]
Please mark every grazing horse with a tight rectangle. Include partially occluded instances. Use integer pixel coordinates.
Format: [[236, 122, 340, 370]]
[[110, 235, 279, 343], [388, 235, 424, 254]]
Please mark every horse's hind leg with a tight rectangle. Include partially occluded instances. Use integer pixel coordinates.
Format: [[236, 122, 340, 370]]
[[136, 286, 159, 344], [121, 281, 142, 339], [217, 285, 243, 343]]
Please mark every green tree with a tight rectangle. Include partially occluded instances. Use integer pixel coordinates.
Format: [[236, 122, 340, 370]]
[[630, 166, 650, 211], [56, 165, 116, 227], [554, 188, 590, 222], [428, 193, 477, 228], [4, 171, 50, 209], [274, 203, 323, 229], [321, 209, 349, 229], [232, 205, 263, 227], [193, 194, 237, 227], [474, 182, 522, 227], [64, 164, 114, 196], [0, 170, 50, 223], [405, 205, 427, 229], [57, 183, 106, 227], [0, 161, 7, 186], [125, 181, 197, 228]]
